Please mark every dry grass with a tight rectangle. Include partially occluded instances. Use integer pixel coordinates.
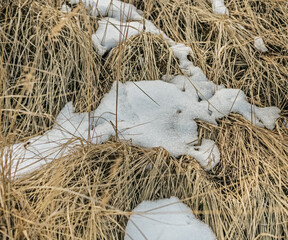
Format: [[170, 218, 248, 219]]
[[1, 0, 288, 239], [129, 0, 288, 110], [0, 0, 111, 143], [105, 32, 181, 83], [2, 120, 288, 239]]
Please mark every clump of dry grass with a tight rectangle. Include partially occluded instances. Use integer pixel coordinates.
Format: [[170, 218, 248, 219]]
[[0, 0, 111, 143], [105, 32, 181, 83], [2, 118, 288, 239], [127, 0, 288, 110]]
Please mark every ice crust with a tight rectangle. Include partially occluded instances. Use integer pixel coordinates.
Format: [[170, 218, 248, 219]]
[[124, 197, 217, 240]]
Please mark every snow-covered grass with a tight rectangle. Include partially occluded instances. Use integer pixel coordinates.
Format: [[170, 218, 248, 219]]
[[9, 77, 280, 176], [1, 0, 288, 239]]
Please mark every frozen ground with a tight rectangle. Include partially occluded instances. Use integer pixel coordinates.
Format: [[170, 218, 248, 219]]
[[124, 197, 216, 240]]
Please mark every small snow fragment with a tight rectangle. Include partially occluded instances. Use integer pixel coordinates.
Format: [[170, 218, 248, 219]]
[[191, 139, 220, 170], [69, 0, 142, 21], [92, 18, 143, 55], [61, 4, 71, 13], [124, 197, 217, 240], [284, 119, 288, 128], [211, 0, 229, 16], [254, 37, 268, 52], [170, 44, 196, 76]]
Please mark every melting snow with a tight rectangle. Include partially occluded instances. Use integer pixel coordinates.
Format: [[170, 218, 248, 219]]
[[124, 197, 217, 240]]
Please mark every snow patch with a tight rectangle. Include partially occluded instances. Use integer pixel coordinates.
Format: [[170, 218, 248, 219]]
[[124, 197, 217, 240], [92, 18, 143, 55], [61, 4, 71, 13], [211, 0, 229, 16], [8, 76, 280, 176], [70, 0, 142, 21], [254, 37, 268, 52]]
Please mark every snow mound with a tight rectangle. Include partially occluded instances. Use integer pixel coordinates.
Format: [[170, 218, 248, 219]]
[[124, 197, 217, 240], [9, 75, 280, 176]]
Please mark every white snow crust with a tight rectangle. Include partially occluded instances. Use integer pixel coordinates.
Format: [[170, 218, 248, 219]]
[[254, 37, 268, 52], [124, 197, 217, 240]]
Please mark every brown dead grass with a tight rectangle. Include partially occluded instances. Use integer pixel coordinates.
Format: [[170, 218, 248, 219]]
[[0, 0, 111, 144], [105, 32, 181, 83], [2, 119, 288, 239], [129, 0, 288, 110]]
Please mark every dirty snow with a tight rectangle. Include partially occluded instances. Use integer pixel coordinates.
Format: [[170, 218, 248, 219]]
[[254, 37, 268, 52], [124, 197, 217, 240]]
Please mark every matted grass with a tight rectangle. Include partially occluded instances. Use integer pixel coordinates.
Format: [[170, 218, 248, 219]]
[[0, 0, 288, 239], [2, 118, 288, 239], [128, 0, 288, 110], [0, 0, 111, 143], [105, 32, 181, 83]]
